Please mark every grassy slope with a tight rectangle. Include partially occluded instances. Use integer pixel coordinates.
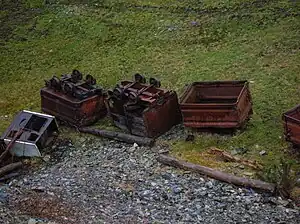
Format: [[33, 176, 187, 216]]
[[0, 0, 300, 179]]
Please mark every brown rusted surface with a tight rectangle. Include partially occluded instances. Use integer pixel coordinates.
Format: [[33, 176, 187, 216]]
[[180, 81, 253, 129], [108, 75, 182, 138], [10, 191, 79, 224], [41, 70, 106, 126], [283, 104, 300, 147]]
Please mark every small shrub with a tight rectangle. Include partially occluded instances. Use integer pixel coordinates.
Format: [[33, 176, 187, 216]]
[[258, 158, 296, 198]]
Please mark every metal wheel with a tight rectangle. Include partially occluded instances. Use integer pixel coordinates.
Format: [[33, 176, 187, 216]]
[[149, 77, 161, 87], [62, 82, 74, 96], [134, 73, 146, 83], [86, 74, 96, 85], [128, 91, 139, 104], [50, 76, 61, 90], [71, 69, 83, 82], [107, 90, 114, 96], [113, 85, 124, 100], [45, 80, 51, 87]]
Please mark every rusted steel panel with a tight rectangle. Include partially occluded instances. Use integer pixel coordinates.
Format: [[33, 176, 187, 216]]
[[142, 93, 182, 137], [283, 105, 300, 146], [41, 70, 106, 126], [108, 74, 182, 138], [180, 81, 253, 129]]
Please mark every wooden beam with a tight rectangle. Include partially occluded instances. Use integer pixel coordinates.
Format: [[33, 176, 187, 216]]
[[78, 127, 155, 147], [157, 154, 275, 193]]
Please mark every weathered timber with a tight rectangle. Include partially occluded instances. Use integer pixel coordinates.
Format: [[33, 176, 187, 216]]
[[0, 172, 20, 182], [78, 127, 155, 147], [0, 129, 23, 163], [0, 162, 22, 178], [209, 147, 263, 170], [157, 154, 275, 193]]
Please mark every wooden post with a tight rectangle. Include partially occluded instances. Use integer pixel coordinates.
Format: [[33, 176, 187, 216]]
[[0, 162, 23, 178], [0, 129, 23, 164], [78, 127, 155, 147], [157, 154, 275, 193]]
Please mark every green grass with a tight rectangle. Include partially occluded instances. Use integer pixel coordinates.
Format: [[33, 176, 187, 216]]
[[0, 0, 300, 180]]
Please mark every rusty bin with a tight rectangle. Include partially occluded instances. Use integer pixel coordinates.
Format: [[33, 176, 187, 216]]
[[179, 80, 253, 129], [107, 74, 182, 138], [41, 70, 107, 126], [283, 104, 300, 147]]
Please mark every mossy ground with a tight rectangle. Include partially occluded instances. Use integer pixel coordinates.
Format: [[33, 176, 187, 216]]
[[0, 0, 300, 183]]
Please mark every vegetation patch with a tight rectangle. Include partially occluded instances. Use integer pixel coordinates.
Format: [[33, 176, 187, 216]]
[[0, 0, 300, 191]]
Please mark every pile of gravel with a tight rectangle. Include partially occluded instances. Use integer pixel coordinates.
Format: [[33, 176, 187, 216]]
[[0, 132, 299, 223]]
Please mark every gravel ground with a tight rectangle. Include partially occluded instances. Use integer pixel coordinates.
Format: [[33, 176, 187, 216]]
[[1, 127, 300, 224]]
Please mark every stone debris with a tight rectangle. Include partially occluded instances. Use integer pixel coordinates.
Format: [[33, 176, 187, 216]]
[[0, 129, 299, 223], [259, 150, 267, 156]]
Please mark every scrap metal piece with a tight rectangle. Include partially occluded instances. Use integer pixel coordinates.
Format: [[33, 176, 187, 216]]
[[180, 81, 253, 129], [41, 70, 107, 126], [283, 104, 300, 147], [107, 75, 182, 138], [112, 73, 147, 101], [0, 110, 59, 157]]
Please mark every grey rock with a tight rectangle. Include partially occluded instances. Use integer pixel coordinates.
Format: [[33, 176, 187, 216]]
[[277, 199, 291, 207], [28, 218, 38, 224], [0, 192, 8, 204], [1, 131, 299, 224], [43, 155, 51, 162], [31, 186, 46, 192], [231, 149, 238, 155], [158, 148, 169, 154], [172, 186, 183, 194], [167, 26, 177, 31], [190, 21, 199, 26], [161, 173, 172, 180], [234, 147, 248, 155], [205, 181, 214, 189], [259, 150, 267, 156]]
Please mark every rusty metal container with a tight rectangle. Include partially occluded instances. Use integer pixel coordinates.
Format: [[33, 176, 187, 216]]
[[41, 70, 106, 126], [107, 74, 182, 138], [179, 80, 253, 129], [283, 105, 300, 147]]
